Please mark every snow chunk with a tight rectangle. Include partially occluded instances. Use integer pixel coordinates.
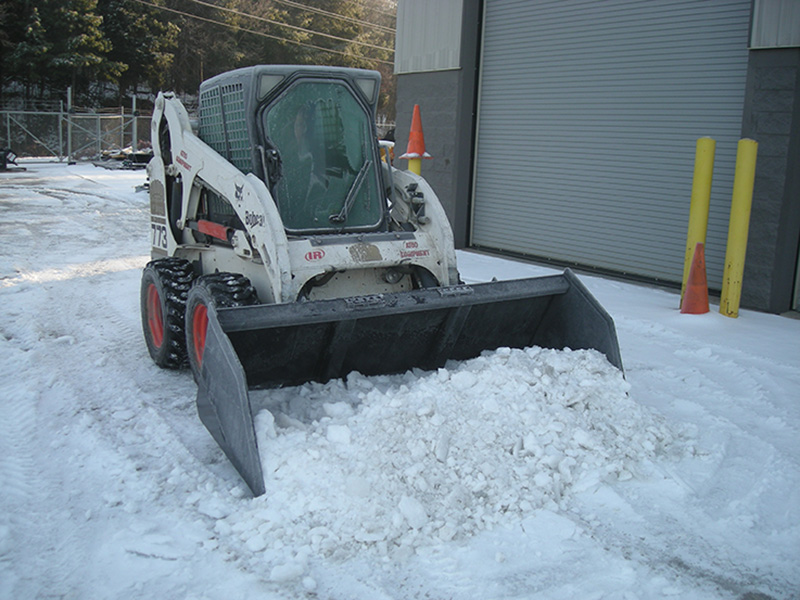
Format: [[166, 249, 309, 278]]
[[398, 495, 428, 529], [245, 534, 267, 552], [196, 498, 230, 520], [573, 428, 595, 449], [269, 561, 304, 582], [302, 576, 317, 591], [345, 475, 370, 498], [450, 370, 478, 391], [323, 402, 354, 418], [326, 424, 351, 445]]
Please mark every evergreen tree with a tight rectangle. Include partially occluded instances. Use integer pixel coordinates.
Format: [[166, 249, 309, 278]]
[[1, 0, 50, 101], [234, 0, 310, 68], [97, 0, 179, 100], [0, 1, 15, 98], [40, 0, 124, 101], [162, 0, 244, 93], [0, 0, 397, 108]]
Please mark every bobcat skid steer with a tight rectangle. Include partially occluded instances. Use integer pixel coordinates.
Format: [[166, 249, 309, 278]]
[[141, 65, 623, 496]]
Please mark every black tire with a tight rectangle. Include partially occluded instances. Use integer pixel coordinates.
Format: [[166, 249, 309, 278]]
[[140, 258, 195, 369], [186, 273, 258, 383]]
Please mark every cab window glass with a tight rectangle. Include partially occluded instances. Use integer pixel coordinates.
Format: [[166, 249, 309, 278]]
[[264, 80, 383, 232]]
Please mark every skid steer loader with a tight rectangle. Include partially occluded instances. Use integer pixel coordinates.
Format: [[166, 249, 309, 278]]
[[140, 65, 623, 496]]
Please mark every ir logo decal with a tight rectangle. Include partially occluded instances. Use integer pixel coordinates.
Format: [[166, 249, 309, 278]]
[[304, 249, 325, 261]]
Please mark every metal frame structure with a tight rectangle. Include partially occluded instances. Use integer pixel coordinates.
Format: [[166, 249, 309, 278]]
[[1, 95, 150, 161]]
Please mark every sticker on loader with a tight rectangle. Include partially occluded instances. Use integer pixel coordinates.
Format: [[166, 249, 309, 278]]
[[151, 223, 168, 250]]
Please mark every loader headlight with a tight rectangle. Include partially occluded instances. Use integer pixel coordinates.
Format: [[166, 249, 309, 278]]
[[384, 268, 404, 284]]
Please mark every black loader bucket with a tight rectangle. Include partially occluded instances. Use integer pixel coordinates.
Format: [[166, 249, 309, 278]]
[[196, 269, 623, 496]]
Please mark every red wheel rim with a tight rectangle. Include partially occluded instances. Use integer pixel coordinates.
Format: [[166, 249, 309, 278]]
[[146, 284, 164, 348], [192, 303, 209, 367]]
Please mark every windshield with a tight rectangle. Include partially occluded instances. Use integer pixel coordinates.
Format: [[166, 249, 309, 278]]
[[262, 80, 384, 232]]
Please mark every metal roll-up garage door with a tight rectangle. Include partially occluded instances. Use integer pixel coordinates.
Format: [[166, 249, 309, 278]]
[[471, 0, 752, 288]]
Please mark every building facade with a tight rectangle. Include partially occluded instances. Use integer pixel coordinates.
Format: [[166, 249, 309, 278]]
[[394, 0, 800, 313]]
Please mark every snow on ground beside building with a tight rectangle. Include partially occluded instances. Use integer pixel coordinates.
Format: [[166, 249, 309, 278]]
[[0, 162, 798, 599]]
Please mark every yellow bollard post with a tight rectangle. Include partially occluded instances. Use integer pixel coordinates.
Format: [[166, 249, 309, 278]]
[[720, 138, 758, 318], [681, 137, 716, 308]]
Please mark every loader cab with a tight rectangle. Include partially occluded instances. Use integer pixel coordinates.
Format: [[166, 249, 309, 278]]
[[258, 75, 386, 235]]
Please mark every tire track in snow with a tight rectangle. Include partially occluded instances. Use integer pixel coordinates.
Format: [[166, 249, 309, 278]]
[[0, 177, 242, 596], [0, 171, 311, 597], [566, 501, 791, 599], [0, 256, 149, 288], [4, 174, 281, 589], [30, 262, 278, 590], [0, 347, 39, 538], [617, 311, 799, 366], [0, 299, 62, 597], [1, 183, 143, 206], [0, 184, 150, 284], [587, 315, 800, 598], [619, 314, 800, 458], [7, 267, 218, 595]]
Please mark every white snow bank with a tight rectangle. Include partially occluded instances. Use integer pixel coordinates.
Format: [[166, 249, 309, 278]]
[[218, 346, 681, 564]]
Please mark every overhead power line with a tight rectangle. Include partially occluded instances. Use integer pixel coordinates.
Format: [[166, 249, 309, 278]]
[[129, 0, 394, 66], [270, 0, 395, 34], [344, 0, 397, 20], [179, 0, 394, 54]]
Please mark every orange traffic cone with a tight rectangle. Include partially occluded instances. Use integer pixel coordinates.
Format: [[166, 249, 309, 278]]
[[399, 104, 432, 174], [681, 242, 709, 314]]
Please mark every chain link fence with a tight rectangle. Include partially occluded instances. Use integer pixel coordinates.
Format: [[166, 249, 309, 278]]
[[1, 107, 152, 161], [1, 100, 394, 162]]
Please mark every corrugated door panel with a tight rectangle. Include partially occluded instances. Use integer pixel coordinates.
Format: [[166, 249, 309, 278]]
[[471, 0, 752, 287]]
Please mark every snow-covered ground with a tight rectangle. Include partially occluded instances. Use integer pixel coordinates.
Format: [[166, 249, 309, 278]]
[[1, 162, 798, 600]]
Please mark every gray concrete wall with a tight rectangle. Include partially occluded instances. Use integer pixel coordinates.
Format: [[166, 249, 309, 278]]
[[394, 0, 481, 249], [395, 69, 461, 234], [741, 49, 800, 312]]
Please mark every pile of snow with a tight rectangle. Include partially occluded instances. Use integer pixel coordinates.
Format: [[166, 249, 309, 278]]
[[213, 346, 679, 570]]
